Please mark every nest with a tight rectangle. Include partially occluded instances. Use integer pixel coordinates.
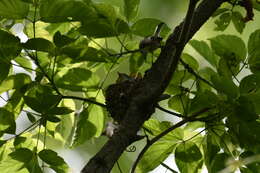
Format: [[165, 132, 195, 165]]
[[105, 74, 141, 123]]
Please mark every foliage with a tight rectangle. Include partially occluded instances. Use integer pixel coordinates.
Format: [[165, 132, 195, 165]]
[[0, 0, 260, 173]]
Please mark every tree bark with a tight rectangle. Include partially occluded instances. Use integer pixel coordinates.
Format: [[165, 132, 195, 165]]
[[81, 0, 227, 172]]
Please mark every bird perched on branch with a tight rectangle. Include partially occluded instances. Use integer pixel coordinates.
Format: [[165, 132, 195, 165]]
[[139, 22, 165, 57]]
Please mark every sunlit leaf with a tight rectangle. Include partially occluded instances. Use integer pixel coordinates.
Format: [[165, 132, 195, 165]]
[[55, 67, 99, 91], [40, 0, 96, 23], [38, 149, 69, 173], [72, 108, 96, 146], [175, 141, 203, 173], [0, 73, 31, 94], [137, 141, 176, 173]]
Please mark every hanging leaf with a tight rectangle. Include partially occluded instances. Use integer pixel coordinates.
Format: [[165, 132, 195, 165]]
[[137, 141, 176, 173], [0, 73, 31, 94], [209, 34, 247, 61], [232, 11, 245, 33], [0, 29, 21, 59], [189, 40, 218, 68], [22, 38, 55, 53], [72, 108, 97, 146], [0, 108, 16, 135], [38, 149, 69, 173], [55, 67, 100, 91], [123, 0, 140, 21], [40, 0, 96, 23], [214, 12, 231, 31], [175, 141, 203, 173], [248, 29, 260, 73]]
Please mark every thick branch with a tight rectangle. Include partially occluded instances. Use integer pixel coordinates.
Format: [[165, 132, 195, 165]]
[[81, 0, 226, 172]]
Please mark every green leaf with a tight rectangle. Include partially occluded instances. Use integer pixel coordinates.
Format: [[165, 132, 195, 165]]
[[211, 74, 239, 99], [181, 53, 199, 70], [78, 3, 130, 38], [252, 0, 260, 11], [232, 11, 245, 34], [212, 8, 229, 17], [0, 73, 31, 94], [214, 12, 231, 31], [53, 31, 75, 48], [248, 29, 260, 73], [189, 90, 218, 114], [72, 108, 96, 146], [189, 40, 218, 68], [175, 142, 203, 173], [168, 94, 190, 115], [0, 29, 21, 59], [55, 67, 99, 91], [38, 149, 69, 173], [26, 112, 36, 123], [0, 0, 29, 19], [209, 153, 229, 173], [123, 0, 140, 21], [9, 148, 33, 163], [23, 84, 62, 113], [246, 90, 260, 114], [87, 104, 105, 137], [22, 38, 55, 52], [45, 107, 73, 115], [235, 96, 258, 121], [239, 74, 260, 94], [4, 90, 24, 118], [196, 67, 216, 91], [40, 0, 96, 23], [0, 108, 16, 135], [71, 47, 111, 62], [209, 34, 247, 61], [137, 141, 176, 173], [14, 56, 32, 73], [217, 56, 240, 78], [0, 59, 11, 83], [248, 29, 260, 55], [132, 18, 171, 38], [203, 133, 220, 171], [175, 142, 202, 162], [79, 18, 129, 38], [143, 118, 183, 141]]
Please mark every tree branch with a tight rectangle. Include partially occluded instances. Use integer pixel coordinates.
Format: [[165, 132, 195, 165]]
[[81, 0, 227, 172], [156, 104, 185, 118]]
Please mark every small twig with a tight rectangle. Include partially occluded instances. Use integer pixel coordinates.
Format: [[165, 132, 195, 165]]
[[156, 105, 185, 118], [62, 95, 106, 108], [116, 161, 123, 173], [160, 162, 178, 173], [4, 119, 41, 141]]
